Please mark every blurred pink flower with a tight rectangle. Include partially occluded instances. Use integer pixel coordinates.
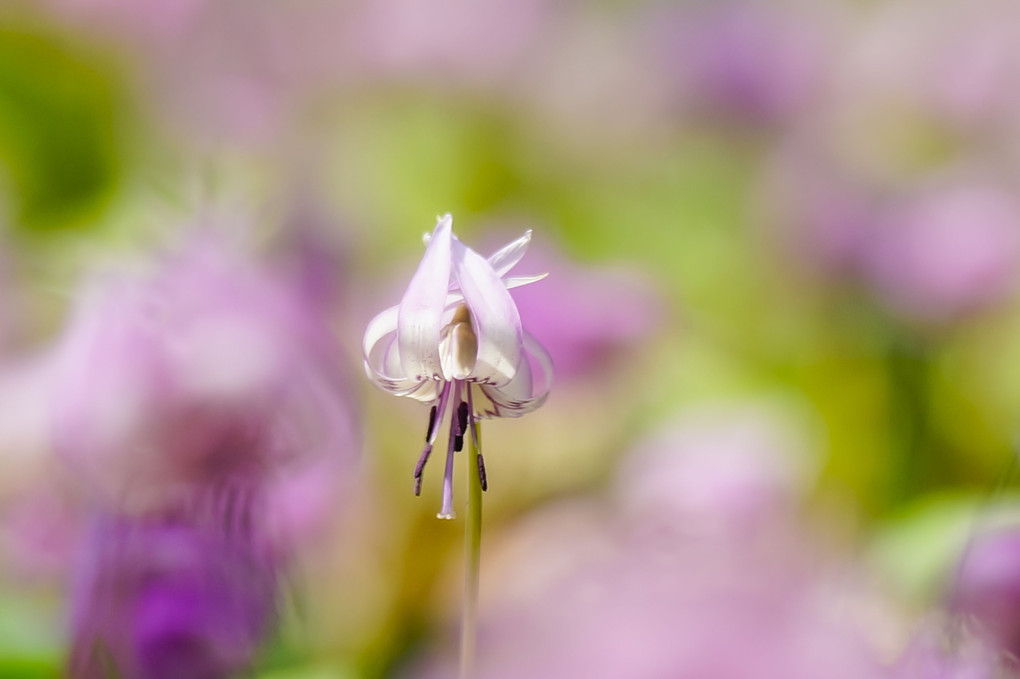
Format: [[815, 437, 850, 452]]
[[949, 530, 1020, 660], [42, 0, 346, 146], [863, 181, 1020, 324], [41, 0, 205, 41], [758, 146, 881, 278], [2, 486, 84, 582], [363, 215, 551, 518], [409, 401, 891, 679], [614, 404, 816, 536], [68, 513, 275, 679], [841, 0, 1020, 134], [894, 628, 1001, 679], [340, 0, 550, 89], [53, 235, 357, 529], [508, 239, 662, 380], [417, 503, 885, 679], [650, 0, 840, 125]]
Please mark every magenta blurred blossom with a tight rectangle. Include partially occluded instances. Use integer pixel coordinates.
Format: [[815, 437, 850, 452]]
[[142, 1, 343, 145], [2, 487, 83, 582], [340, 0, 549, 88], [419, 502, 886, 679], [949, 530, 1020, 660], [41, 0, 205, 41], [44, 0, 346, 145], [894, 628, 1001, 679], [363, 215, 552, 518], [69, 514, 275, 679], [844, 0, 1020, 133], [412, 403, 883, 679], [508, 239, 661, 380], [53, 236, 357, 522], [863, 182, 1020, 324], [650, 0, 839, 124], [759, 147, 881, 278], [614, 405, 816, 535]]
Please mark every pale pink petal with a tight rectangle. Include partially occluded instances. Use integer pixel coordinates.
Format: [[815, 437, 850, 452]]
[[442, 273, 547, 309], [476, 332, 551, 418], [452, 238, 522, 386], [398, 215, 453, 381], [363, 305, 423, 396], [487, 229, 533, 277], [502, 273, 548, 289]]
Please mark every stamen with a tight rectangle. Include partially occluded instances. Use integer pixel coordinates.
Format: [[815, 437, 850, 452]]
[[414, 382, 453, 496], [465, 385, 486, 492], [413, 443, 431, 496], [438, 382, 461, 519], [425, 405, 438, 442], [454, 401, 468, 452], [478, 453, 488, 492]]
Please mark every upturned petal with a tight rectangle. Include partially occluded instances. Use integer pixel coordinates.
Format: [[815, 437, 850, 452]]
[[475, 332, 552, 418], [487, 229, 533, 277], [364, 306, 424, 396], [398, 215, 453, 381], [452, 238, 523, 385], [442, 273, 548, 310]]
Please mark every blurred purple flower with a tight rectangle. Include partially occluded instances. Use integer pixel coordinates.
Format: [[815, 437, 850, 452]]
[[862, 182, 1020, 324], [68, 513, 275, 679], [2, 487, 84, 582], [758, 146, 881, 278], [363, 215, 552, 518], [840, 0, 1020, 135], [949, 530, 1020, 659], [41, 0, 205, 41], [42, 0, 346, 146], [416, 499, 886, 679], [893, 625, 1002, 679], [508, 239, 661, 380], [340, 0, 549, 89], [614, 405, 816, 536], [53, 236, 357, 523], [651, 0, 838, 125]]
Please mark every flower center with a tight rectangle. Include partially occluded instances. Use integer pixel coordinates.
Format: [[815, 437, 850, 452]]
[[439, 304, 478, 381], [412, 377, 487, 519]]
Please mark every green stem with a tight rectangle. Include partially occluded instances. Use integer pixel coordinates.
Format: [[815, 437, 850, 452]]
[[460, 425, 482, 679]]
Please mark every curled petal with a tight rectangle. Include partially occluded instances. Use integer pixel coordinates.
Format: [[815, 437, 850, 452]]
[[475, 332, 552, 418], [502, 273, 548, 290], [452, 239, 522, 385], [487, 230, 532, 277], [363, 305, 424, 396], [443, 273, 548, 309], [398, 215, 453, 381]]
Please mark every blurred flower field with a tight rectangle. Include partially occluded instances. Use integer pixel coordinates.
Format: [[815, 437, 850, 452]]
[[2, 0, 1020, 677]]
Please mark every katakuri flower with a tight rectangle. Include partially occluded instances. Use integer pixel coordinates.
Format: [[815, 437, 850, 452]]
[[363, 214, 552, 518]]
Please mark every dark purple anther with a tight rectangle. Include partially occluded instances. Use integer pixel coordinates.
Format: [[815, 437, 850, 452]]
[[454, 401, 469, 452], [478, 453, 487, 492], [457, 401, 469, 437], [413, 383, 453, 496], [413, 444, 432, 496], [425, 406, 438, 442]]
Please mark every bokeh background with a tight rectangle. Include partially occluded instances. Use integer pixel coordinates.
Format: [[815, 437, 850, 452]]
[[3, 0, 1020, 677]]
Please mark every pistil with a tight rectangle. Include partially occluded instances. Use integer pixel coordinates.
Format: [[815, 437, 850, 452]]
[[414, 381, 453, 495], [438, 381, 463, 519]]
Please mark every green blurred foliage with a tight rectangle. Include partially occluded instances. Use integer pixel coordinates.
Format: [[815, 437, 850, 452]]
[[0, 25, 122, 232]]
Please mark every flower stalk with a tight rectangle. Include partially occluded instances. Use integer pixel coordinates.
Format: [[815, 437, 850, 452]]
[[362, 214, 553, 675], [460, 422, 483, 679]]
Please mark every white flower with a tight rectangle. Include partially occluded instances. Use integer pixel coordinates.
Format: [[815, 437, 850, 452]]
[[363, 214, 552, 518]]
